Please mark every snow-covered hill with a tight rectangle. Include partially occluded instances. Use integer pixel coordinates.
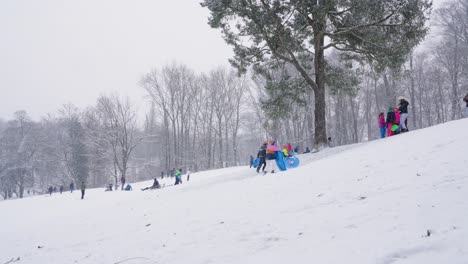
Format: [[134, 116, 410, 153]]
[[2, 119, 468, 264]]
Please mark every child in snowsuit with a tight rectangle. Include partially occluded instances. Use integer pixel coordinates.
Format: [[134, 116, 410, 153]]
[[256, 142, 267, 173], [378, 112, 386, 138], [386, 107, 396, 137]]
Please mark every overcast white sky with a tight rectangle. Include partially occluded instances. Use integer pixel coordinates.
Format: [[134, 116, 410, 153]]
[[0, 0, 232, 121], [0, 0, 445, 122]]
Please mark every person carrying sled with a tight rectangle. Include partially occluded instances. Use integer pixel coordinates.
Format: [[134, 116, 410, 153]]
[[265, 140, 280, 174], [398, 97, 410, 132], [256, 142, 267, 174], [378, 112, 386, 138], [386, 106, 396, 137]]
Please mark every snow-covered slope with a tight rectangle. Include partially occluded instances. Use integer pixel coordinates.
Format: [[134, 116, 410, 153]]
[[2, 119, 468, 264]]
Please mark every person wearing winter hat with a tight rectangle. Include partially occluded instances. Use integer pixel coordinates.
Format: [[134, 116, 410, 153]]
[[386, 106, 396, 137], [398, 96, 410, 132]]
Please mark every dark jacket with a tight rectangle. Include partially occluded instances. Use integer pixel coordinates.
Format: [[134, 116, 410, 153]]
[[386, 112, 396, 124], [257, 145, 267, 158], [398, 99, 409, 114]]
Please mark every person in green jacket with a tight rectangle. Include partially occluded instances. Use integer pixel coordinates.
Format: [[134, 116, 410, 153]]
[[175, 169, 182, 185]]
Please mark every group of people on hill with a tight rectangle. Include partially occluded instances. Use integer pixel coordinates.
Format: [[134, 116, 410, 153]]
[[379, 94, 468, 138], [378, 97, 410, 138], [48, 180, 86, 199], [255, 141, 295, 174]]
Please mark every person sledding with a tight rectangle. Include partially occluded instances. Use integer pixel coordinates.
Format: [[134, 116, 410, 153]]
[[142, 178, 161, 191]]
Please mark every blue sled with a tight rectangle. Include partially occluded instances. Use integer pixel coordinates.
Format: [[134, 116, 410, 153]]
[[252, 158, 260, 168], [275, 151, 287, 171], [285, 156, 300, 169]]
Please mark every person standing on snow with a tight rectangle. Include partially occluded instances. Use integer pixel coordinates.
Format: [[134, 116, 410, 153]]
[[378, 112, 386, 138], [386, 107, 396, 137], [120, 176, 126, 191], [80, 181, 86, 200], [265, 141, 280, 174], [48, 186, 53, 196], [256, 142, 267, 174], [69, 181, 75, 193], [59, 185, 64, 194], [186, 169, 191, 181], [398, 97, 410, 132], [175, 169, 182, 185], [394, 107, 401, 135], [463, 94, 468, 118]]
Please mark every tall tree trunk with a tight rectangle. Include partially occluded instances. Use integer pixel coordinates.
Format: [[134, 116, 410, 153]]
[[313, 30, 327, 147]]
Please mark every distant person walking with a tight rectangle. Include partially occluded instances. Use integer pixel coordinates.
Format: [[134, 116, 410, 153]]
[[48, 186, 53, 196], [186, 170, 191, 181], [398, 97, 410, 132], [80, 181, 86, 200], [378, 112, 386, 138], [120, 176, 126, 190], [59, 185, 64, 194], [69, 181, 75, 193]]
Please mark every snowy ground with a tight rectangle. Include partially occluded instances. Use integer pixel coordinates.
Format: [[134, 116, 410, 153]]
[[1, 119, 468, 264]]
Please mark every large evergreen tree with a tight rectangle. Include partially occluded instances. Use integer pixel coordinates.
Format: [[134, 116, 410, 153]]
[[201, 0, 431, 146]]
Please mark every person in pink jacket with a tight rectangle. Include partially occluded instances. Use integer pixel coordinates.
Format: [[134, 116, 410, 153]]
[[265, 141, 280, 174], [378, 112, 386, 138], [394, 107, 401, 134]]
